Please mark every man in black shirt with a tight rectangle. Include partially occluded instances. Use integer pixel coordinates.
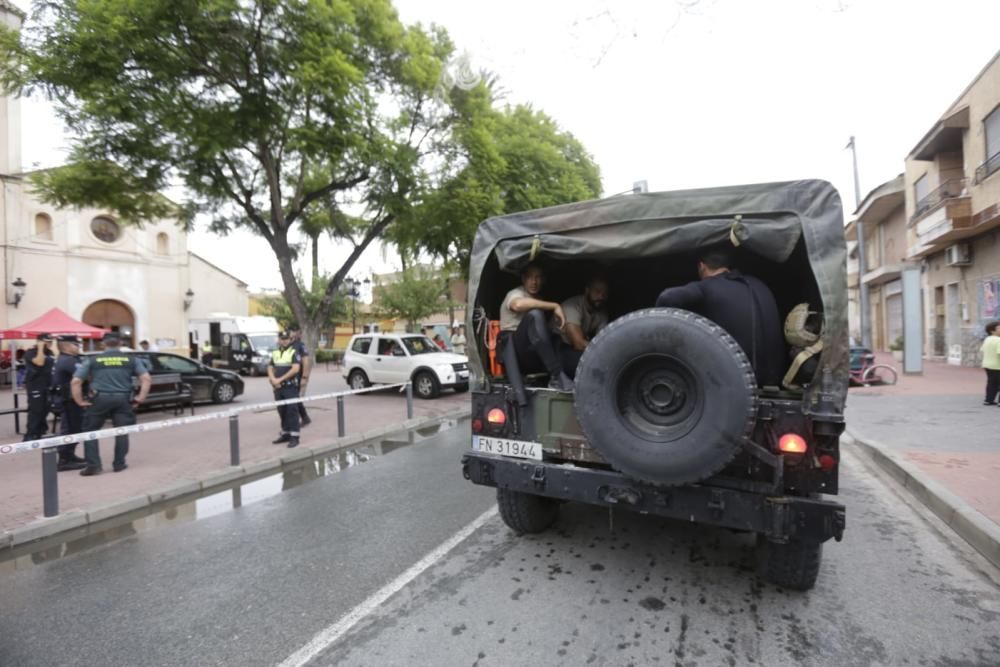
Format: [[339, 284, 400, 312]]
[[51, 335, 87, 471], [655, 248, 785, 386], [22, 333, 54, 441]]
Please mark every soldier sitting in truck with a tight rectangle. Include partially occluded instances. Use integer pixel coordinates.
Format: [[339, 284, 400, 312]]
[[499, 262, 575, 403], [655, 247, 785, 386], [555, 274, 610, 379]]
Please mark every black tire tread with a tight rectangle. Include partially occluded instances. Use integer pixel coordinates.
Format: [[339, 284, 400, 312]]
[[575, 307, 758, 485], [496, 488, 558, 534], [757, 538, 823, 591]]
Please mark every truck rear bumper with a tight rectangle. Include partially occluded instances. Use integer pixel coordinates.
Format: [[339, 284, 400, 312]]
[[462, 452, 845, 544]]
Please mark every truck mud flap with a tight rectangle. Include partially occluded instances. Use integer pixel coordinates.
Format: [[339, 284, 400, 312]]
[[463, 453, 845, 544]]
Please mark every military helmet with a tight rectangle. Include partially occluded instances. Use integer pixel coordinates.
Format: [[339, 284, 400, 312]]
[[784, 303, 822, 348]]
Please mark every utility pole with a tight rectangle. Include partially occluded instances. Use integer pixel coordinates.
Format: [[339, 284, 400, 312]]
[[847, 136, 872, 349]]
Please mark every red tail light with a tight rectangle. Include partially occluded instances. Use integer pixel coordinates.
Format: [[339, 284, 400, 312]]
[[471, 418, 484, 433], [778, 433, 808, 454], [819, 454, 837, 470], [486, 408, 506, 426]]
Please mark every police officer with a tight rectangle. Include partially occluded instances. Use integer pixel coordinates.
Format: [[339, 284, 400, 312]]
[[269, 331, 302, 448], [51, 335, 88, 471], [71, 331, 152, 476], [289, 326, 311, 427], [22, 332, 55, 441]]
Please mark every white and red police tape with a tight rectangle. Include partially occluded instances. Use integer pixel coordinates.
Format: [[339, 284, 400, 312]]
[[0, 383, 411, 458]]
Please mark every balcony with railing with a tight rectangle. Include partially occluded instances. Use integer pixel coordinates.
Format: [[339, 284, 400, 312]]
[[911, 178, 968, 223], [975, 151, 1000, 184], [906, 178, 974, 258]]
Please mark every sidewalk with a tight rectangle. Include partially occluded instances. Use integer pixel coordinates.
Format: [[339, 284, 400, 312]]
[[0, 367, 468, 532], [846, 353, 999, 529]]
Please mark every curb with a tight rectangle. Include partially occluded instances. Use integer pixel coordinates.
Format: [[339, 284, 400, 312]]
[[0, 407, 471, 558], [845, 428, 1000, 569]]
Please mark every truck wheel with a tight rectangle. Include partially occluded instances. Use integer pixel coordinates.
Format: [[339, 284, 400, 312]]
[[497, 488, 558, 534], [574, 308, 757, 486], [756, 536, 823, 591]]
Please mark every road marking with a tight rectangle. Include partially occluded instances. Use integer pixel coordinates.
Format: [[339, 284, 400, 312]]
[[277, 505, 499, 667]]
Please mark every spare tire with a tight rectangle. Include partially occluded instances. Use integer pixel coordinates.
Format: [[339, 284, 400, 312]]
[[574, 308, 758, 486]]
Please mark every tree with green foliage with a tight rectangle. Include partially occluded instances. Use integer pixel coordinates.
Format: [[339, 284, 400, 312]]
[[373, 266, 451, 332], [391, 84, 603, 273], [0, 0, 454, 351], [256, 273, 350, 332]]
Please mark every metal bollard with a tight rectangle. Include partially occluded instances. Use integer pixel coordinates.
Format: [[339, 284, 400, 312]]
[[42, 447, 59, 517], [406, 382, 414, 420], [229, 414, 240, 466], [14, 391, 21, 434], [337, 396, 345, 437]]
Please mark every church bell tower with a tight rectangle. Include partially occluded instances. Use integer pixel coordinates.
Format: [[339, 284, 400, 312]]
[[0, 1, 25, 176]]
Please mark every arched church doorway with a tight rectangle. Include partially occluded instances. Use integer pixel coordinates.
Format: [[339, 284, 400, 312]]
[[82, 300, 135, 348]]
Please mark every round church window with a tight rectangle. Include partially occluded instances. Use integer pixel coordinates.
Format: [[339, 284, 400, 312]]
[[90, 217, 121, 243]]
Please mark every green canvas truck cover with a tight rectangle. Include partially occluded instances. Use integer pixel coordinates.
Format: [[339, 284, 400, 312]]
[[466, 179, 849, 410]]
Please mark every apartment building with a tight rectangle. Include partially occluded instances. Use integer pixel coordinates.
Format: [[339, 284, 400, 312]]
[[904, 50, 1000, 365], [846, 174, 907, 351]]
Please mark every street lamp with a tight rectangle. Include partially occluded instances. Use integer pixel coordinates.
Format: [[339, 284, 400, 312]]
[[345, 276, 371, 334], [183, 288, 195, 311], [7, 277, 26, 308]]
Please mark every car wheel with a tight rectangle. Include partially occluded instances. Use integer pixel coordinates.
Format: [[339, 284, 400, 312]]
[[497, 488, 558, 534], [756, 535, 823, 591], [573, 308, 758, 487], [413, 371, 440, 399], [212, 381, 236, 404], [348, 369, 370, 390]]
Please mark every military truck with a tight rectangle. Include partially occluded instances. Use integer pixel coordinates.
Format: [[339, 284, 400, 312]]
[[461, 180, 848, 590]]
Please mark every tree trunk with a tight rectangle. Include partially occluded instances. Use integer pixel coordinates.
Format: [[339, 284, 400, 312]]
[[300, 322, 321, 360], [310, 232, 320, 290]]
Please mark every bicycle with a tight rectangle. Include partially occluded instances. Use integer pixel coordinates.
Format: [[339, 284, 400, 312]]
[[849, 346, 898, 387]]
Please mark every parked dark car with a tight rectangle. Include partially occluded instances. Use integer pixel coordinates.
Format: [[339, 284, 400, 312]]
[[84, 351, 244, 404]]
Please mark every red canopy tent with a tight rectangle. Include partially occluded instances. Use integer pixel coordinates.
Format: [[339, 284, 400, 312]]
[[0, 308, 108, 340]]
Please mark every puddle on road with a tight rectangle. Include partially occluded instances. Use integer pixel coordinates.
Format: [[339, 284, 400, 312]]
[[0, 419, 463, 573]]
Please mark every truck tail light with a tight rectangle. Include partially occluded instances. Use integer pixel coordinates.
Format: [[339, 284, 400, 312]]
[[819, 454, 837, 471], [471, 418, 484, 433], [778, 433, 807, 454], [486, 408, 506, 427]]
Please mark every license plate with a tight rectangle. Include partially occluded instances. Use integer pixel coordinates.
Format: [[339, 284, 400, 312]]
[[473, 436, 543, 460]]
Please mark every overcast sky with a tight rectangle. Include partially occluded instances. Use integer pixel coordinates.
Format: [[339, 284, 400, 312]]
[[11, 0, 1000, 292]]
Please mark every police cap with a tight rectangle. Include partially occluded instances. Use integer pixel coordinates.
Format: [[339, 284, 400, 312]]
[[57, 335, 82, 343], [36, 332, 53, 342], [278, 331, 291, 339], [102, 331, 122, 343]]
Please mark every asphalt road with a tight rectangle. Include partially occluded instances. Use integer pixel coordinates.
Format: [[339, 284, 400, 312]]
[[1, 425, 999, 666]]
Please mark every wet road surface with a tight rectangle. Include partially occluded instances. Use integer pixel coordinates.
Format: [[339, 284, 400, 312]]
[[1, 424, 999, 666]]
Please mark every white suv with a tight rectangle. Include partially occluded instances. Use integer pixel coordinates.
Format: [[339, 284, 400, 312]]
[[343, 333, 470, 399]]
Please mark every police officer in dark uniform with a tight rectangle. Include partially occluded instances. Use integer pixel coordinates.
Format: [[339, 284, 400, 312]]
[[289, 326, 311, 427], [71, 331, 152, 476], [269, 331, 302, 448], [51, 335, 88, 471], [22, 333, 55, 441]]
